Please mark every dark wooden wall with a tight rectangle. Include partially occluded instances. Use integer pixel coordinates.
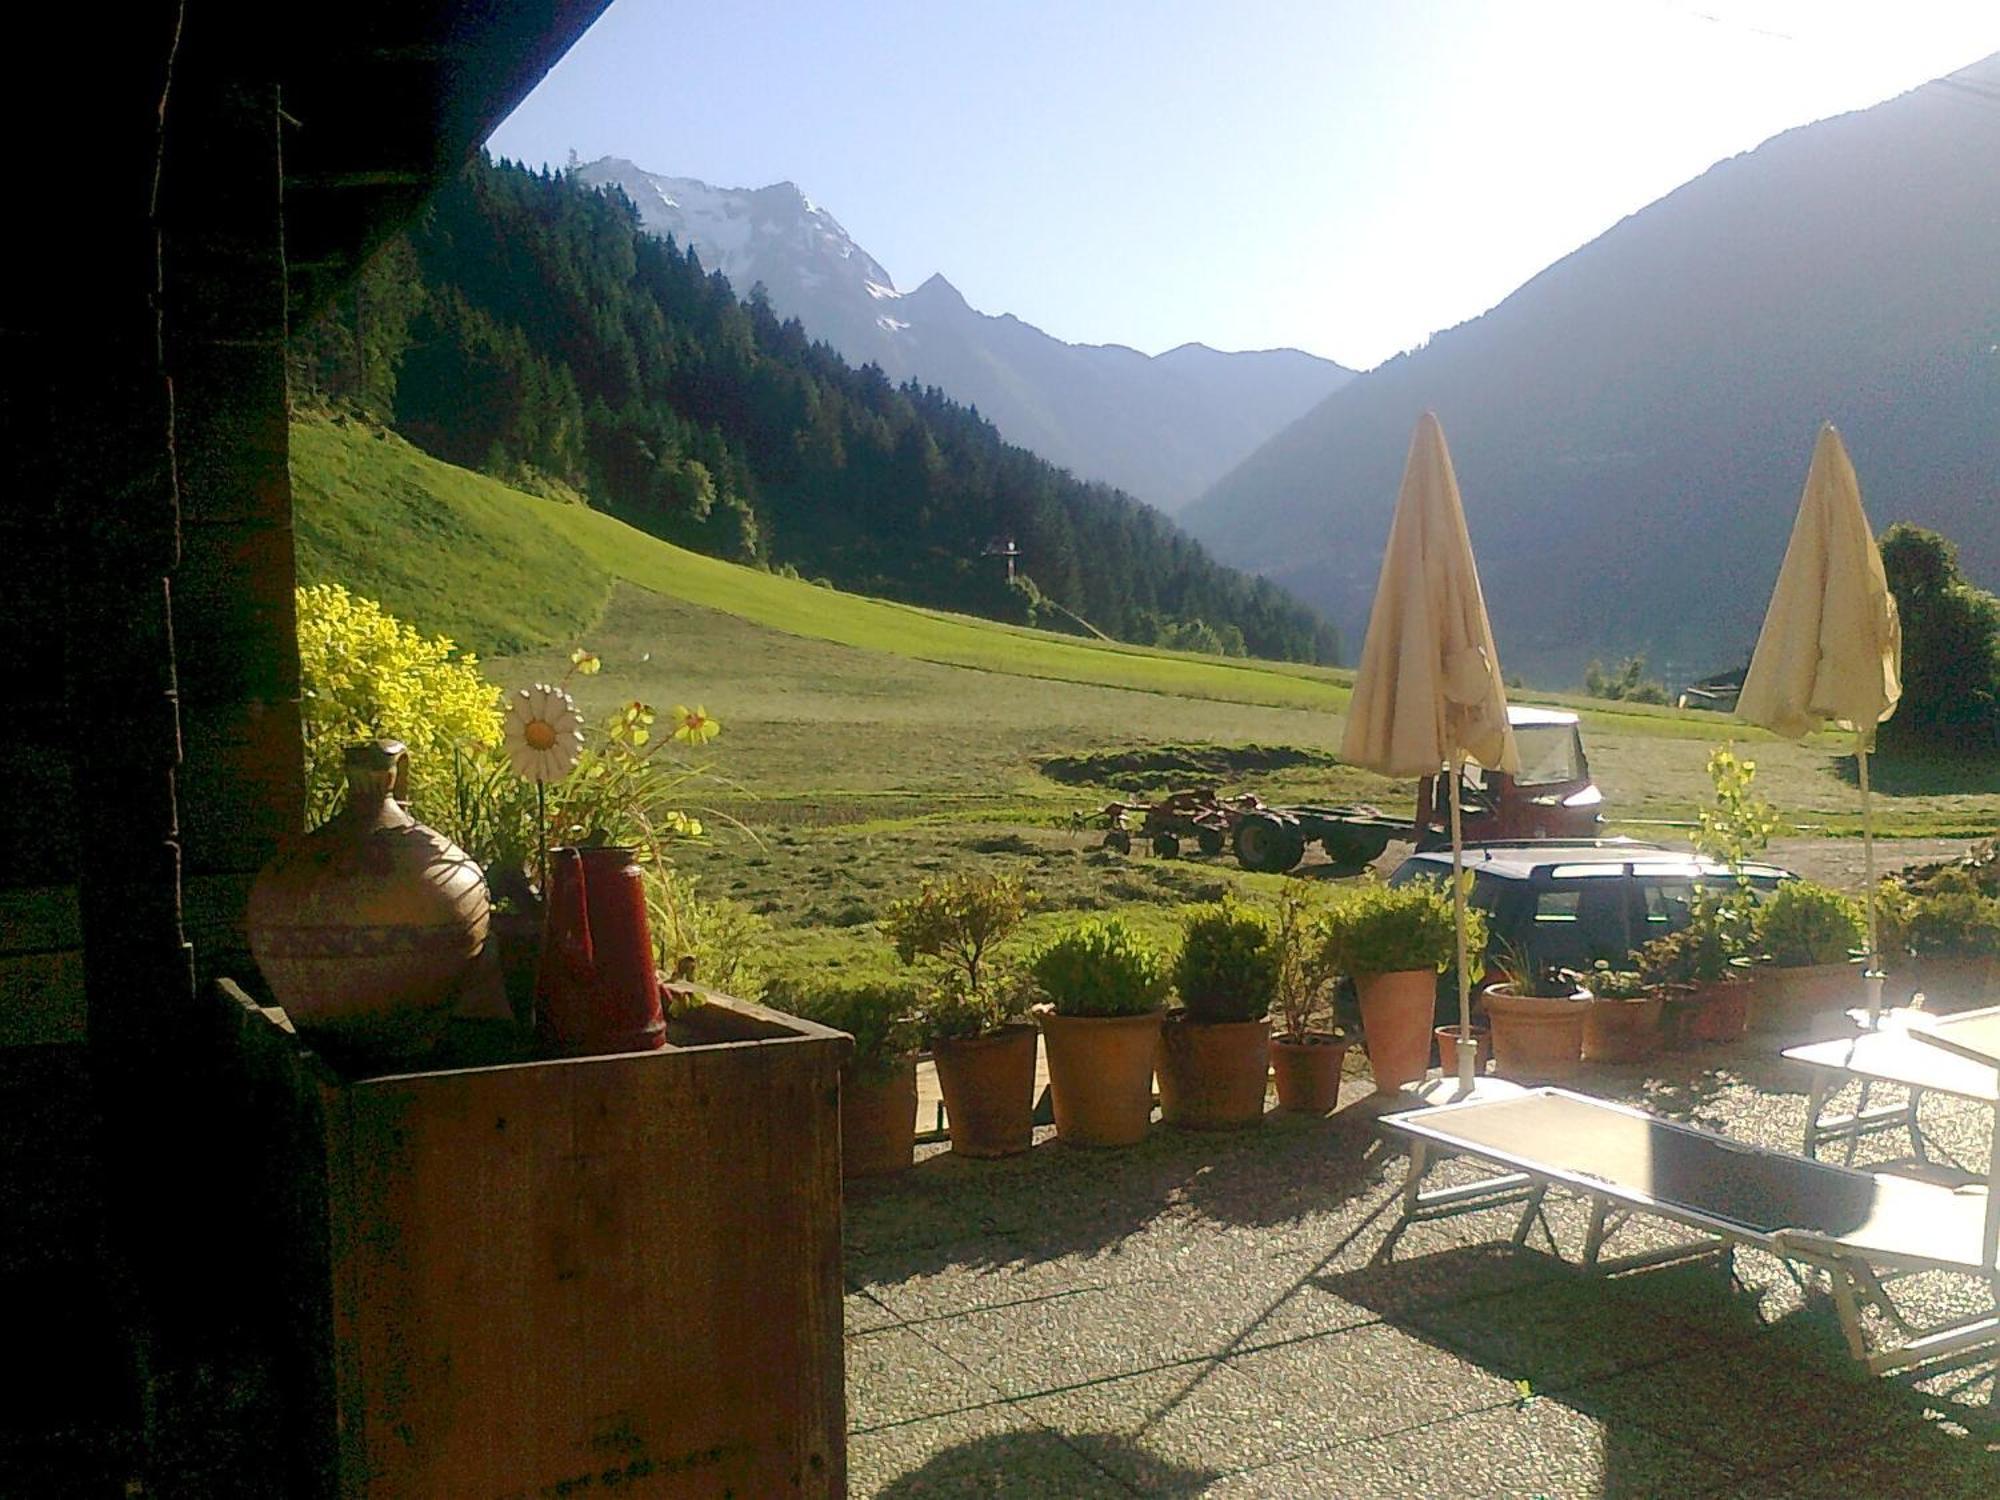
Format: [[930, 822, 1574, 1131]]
[[0, 4, 614, 1488]]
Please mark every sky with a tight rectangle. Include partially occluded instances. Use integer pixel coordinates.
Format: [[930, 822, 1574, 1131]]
[[488, 1, 2000, 371]]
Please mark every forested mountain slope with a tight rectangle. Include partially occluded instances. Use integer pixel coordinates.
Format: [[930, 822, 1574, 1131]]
[[294, 156, 1337, 664]]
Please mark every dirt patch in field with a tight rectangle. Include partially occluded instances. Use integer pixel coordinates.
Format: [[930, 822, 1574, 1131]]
[[1037, 742, 1341, 793]]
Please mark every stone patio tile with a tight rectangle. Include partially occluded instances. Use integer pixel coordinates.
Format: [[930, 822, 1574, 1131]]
[[1907, 1354, 2000, 1433], [1575, 1336, 1931, 1478], [1174, 1258, 1387, 1350], [1306, 1235, 1572, 1321], [1015, 1361, 1312, 1488], [915, 1269, 1383, 1400], [845, 1326, 1007, 1432], [1747, 1421, 2000, 1498], [1405, 1276, 1722, 1392], [1199, 1396, 1738, 1499], [1223, 1320, 1523, 1446], [855, 1243, 1169, 1325], [846, 1403, 1133, 1499], [846, 1289, 906, 1334]]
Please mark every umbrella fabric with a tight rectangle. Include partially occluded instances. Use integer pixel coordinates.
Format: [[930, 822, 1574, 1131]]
[[1737, 424, 1901, 744], [1342, 412, 1519, 777]]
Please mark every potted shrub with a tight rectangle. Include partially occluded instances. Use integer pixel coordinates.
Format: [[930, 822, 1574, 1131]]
[[1482, 939, 1591, 1081], [1573, 961, 1662, 1064], [1638, 898, 1755, 1047], [1031, 918, 1170, 1147], [1324, 878, 1472, 1095], [773, 978, 921, 1178], [1268, 891, 1350, 1113], [1878, 870, 2000, 1010], [1159, 900, 1278, 1129], [1750, 879, 1865, 1034], [917, 979, 1038, 1158], [885, 873, 1039, 1158]]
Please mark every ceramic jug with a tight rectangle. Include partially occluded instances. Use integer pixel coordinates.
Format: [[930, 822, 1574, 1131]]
[[537, 845, 666, 1055], [247, 740, 490, 1068]]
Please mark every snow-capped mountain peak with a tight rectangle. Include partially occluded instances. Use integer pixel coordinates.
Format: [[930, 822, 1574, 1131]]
[[572, 157, 1352, 510]]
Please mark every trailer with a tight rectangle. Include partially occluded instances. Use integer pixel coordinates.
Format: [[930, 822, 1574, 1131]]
[[1091, 706, 1604, 875], [1229, 804, 1407, 873]]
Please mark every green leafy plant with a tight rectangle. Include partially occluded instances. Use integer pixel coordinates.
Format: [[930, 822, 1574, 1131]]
[[1755, 880, 1865, 968], [1173, 900, 1279, 1024], [1488, 935, 1580, 999], [1565, 961, 1647, 999], [1030, 918, 1170, 1018], [295, 582, 501, 826], [883, 872, 1037, 999], [769, 978, 920, 1081], [1878, 868, 2000, 959], [1324, 877, 1479, 978], [1269, 890, 1344, 1044], [645, 864, 768, 1000], [1635, 895, 1753, 989], [918, 971, 1034, 1046]]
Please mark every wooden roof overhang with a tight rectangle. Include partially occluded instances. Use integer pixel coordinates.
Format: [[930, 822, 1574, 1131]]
[[278, 1, 613, 318]]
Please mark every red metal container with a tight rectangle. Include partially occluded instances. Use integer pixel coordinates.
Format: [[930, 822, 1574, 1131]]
[[537, 845, 666, 1055]]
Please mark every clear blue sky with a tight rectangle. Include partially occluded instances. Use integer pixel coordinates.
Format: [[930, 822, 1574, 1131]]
[[488, 1, 2000, 370]]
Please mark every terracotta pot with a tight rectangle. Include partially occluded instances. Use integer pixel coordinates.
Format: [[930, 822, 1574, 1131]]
[[1664, 981, 1752, 1047], [1581, 996, 1664, 1064], [843, 1055, 918, 1178], [1157, 1016, 1271, 1130], [1483, 984, 1588, 1082], [1036, 1008, 1162, 1147], [248, 740, 489, 1069], [1750, 961, 1863, 1036], [1355, 970, 1439, 1095], [933, 1023, 1038, 1158], [1271, 1034, 1349, 1113], [1433, 1023, 1492, 1076]]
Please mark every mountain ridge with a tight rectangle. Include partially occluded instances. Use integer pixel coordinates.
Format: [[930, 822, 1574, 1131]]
[[577, 156, 1354, 510], [1184, 55, 2000, 686]]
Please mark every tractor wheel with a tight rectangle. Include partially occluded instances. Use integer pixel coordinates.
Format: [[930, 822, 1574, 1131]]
[[1151, 833, 1181, 859], [1102, 829, 1132, 855], [1321, 830, 1391, 873], [1195, 827, 1226, 858], [1233, 814, 1304, 874]]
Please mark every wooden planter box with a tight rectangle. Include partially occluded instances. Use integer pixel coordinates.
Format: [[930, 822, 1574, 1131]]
[[215, 979, 850, 1498]]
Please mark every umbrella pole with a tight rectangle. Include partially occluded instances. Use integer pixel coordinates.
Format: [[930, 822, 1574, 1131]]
[[1858, 731, 1884, 1025], [1450, 753, 1475, 1090]]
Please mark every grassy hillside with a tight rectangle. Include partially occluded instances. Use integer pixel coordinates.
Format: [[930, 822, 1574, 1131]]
[[294, 412, 1354, 709], [289, 414, 1770, 742]]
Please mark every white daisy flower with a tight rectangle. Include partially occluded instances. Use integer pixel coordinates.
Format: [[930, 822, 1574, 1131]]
[[502, 683, 583, 782]]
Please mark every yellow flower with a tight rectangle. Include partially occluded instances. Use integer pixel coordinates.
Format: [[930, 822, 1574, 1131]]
[[569, 648, 602, 676], [503, 684, 584, 781], [672, 704, 720, 745]]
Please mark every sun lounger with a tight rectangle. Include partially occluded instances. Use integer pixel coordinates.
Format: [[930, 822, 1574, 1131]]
[[1783, 1018, 1999, 1167], [1379, 1087, 1999, 1374]]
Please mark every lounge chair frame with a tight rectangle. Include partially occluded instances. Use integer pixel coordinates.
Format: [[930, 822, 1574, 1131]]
[[1381, 1087, 1998, 1375]]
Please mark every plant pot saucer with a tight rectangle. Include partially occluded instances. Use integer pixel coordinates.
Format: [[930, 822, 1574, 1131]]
[[1390, 1073, 1528, 1112]]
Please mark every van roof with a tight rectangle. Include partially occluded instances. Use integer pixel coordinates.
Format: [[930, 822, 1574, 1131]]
[[1398, 839, 1792, 883]]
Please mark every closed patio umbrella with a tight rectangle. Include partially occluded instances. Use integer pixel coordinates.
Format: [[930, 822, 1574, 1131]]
[[1343, 412, 1519, 1099], [1737, 423, 1901, 1020]]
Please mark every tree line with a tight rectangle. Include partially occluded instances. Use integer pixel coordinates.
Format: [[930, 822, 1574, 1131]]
[[292, 156, 1339, 665]]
